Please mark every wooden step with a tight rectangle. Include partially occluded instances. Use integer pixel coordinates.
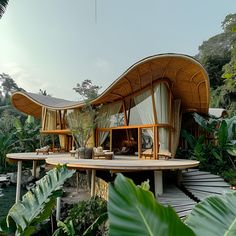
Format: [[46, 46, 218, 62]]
[[181, 169, 230, 201], [157, 184, 196, 218]]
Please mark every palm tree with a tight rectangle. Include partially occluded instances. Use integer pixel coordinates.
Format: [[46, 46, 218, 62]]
[[0, 0, 9, 19]]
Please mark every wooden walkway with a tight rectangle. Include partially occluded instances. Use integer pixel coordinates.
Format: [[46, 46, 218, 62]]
[[181, 169, 230, 202], [157, 169, 231, 218], [157, 184, 196, 218]]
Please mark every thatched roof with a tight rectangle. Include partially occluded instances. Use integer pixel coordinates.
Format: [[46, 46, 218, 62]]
[[11, 53, 210, 118]]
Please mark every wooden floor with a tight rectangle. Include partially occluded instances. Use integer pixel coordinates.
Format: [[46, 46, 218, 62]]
[[157, 184, 196, 218], [181, 169, 230, 202], [157, 169, 231, 218]]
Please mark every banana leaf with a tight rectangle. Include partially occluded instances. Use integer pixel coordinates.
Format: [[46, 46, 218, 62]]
[[108, 174, 195, 236], [0, 165, 75, 236], [218, 120, 228, 147], [185, 191, 236, 236]]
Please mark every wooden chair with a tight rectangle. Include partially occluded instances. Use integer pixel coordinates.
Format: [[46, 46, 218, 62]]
[[36, 145, 50, 155]]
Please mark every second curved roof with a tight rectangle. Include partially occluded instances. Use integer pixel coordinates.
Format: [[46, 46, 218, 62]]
[[11, 53, 210, 118]]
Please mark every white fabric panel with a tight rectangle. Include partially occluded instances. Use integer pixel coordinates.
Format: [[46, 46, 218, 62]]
[[171, 99, 182, 157], [97, 102, 122, 145], [154, 83, 169, 151], [132, 89, 154, 138]]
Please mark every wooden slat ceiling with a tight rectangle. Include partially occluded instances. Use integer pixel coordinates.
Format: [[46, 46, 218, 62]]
[[11, 53, 210, 118]]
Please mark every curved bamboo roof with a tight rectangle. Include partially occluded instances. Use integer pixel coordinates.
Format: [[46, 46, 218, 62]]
[[11, 53, 210, 118]]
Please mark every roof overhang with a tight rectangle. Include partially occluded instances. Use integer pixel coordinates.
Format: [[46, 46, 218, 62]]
[[11, 53, 210, 118]]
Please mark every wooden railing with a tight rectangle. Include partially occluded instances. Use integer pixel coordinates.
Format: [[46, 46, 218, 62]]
[[96, 123, 173, 159]]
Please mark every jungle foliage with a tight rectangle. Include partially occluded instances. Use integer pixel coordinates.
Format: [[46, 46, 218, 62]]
[[0, 166, 75, 236], [108, 174, 236, 236], [197, 13, 236, 116], [181, 113, 236, 185]]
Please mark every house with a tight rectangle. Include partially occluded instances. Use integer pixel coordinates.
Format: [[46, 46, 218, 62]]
[[11, 53, 210, 159]]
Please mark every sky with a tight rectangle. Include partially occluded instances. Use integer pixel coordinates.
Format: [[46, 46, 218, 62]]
[[0, 0, 236, 101]]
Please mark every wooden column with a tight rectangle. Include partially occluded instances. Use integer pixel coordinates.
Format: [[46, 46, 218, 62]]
[[154, 171, 163, 196], [153, 126, 156, 159], [16, 161, 22, 203], [91, 170, 96, 197], [138, 127, 142, 159], [32, 161, 37, 178], [110, 129, 112, 151]]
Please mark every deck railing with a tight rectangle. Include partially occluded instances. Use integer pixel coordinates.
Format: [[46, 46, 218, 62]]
[[96, 124, 173, 159]]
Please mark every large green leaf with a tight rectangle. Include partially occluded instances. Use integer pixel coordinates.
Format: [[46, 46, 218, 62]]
[[108, 174, 195, 236], [0, 0, 9, 18], [1, 165, 75, 235], [193, 112, 217, 133], [185, 191, 236, 236], [218, 120, 228, 147]]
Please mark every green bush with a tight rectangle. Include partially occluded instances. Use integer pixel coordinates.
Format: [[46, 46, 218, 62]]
[[63, 196, 107, 236]]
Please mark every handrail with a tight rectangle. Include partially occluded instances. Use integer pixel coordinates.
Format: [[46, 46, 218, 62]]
[[96, 123, 173, 131]]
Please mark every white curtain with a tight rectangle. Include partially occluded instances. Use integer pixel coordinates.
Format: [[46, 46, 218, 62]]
[[131, 89, 154, 139], [97, 102, 122, 145], [171, 99, 182, 157], [45, 110, 56, 130], [154, 83, 169, 151]]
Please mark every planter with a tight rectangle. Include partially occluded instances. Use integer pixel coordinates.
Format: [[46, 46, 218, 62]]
[[78, 147, 93, 159]]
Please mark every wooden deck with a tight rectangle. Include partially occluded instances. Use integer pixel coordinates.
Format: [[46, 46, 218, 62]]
[[157, 184, 196, 218], [181, 169, 230, 202], [157, 169, 231, 218]]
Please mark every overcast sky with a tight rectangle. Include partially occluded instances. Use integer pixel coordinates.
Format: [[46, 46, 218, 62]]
[[0, 0, 236, 100]]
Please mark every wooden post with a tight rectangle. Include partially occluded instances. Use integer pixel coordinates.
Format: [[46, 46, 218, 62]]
[[177, 170, 182, 186], [16, 161, 22, 203], [154, 171, 163, 196], [32, 160, 37, 178], [110, 129, 112, 151], [91, 170, 96, 197], [56, 197, 61, 220], [76, 172, 79, 193], [138, 127, 142, 159], [153, 126, 156, 159]]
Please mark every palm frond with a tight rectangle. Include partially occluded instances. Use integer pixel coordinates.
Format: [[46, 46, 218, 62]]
[[0, 0, 9, 19]]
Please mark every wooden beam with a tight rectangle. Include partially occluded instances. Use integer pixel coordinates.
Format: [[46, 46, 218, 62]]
[[42, 107, 47, 130], [97, 123, 173, 131], [138, 127, 142, 159], [58, 110, 62, 129], [110, 129, 113, 151]]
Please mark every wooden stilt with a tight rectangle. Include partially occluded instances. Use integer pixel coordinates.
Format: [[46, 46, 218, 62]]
[[16, 161, 22, 203]]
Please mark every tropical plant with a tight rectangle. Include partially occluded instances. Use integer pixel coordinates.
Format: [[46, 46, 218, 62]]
[[53, 220, 76, 236], [11, 115, 41, 153], [185, 190, 236, 236], [193, 113, 236, 168], [181, 113, 236, 182], [61, 196, 107, 236], [67, 104, 98, 149], [108, 174, 195, 236], [0, 131, 15, 171], [0, 165, 75, 235], [0, 0, 9, 19], [108, 173, 236, 236]]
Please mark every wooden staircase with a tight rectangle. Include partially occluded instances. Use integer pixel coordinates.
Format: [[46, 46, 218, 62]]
[[157, 169, 231, 218]]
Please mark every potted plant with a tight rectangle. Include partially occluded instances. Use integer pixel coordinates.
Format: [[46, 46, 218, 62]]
[[67, 103, 102, 159]]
